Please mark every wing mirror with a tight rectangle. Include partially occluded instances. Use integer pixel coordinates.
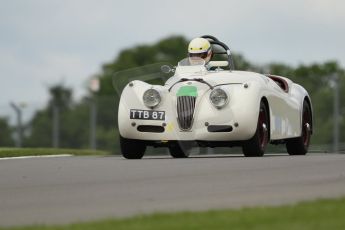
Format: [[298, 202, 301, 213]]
[[161, 65, 175, 74]]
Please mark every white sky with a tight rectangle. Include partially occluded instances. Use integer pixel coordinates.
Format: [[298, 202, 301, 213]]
[[0, 0, 344, 120]]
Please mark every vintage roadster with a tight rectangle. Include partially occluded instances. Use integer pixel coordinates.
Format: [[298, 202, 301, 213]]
[[116, 35, 313, 159]]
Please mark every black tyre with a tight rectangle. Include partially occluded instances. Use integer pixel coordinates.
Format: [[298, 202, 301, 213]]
[[286, 102, 312, 155], [168, 142, 192, 158], [120, 135, 146, 159], [242, 101, 269, 157]]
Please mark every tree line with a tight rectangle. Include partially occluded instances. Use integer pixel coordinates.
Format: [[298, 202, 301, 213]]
[[0, 35, 344, 151]]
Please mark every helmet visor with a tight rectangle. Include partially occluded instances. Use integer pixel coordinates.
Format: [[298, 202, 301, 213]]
[[189, 51, 208, 59]]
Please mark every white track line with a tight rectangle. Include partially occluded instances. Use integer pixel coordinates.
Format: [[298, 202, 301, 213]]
[[0, 154, 73, 161]]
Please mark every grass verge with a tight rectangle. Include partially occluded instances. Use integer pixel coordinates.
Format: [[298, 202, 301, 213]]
[[2, 197, 345, 230], [0, 148, 109, 158]]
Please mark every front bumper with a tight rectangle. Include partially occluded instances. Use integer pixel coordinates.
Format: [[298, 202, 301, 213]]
[[119, 112, 256, 142]]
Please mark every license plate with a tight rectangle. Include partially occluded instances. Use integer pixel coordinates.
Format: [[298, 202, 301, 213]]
[[130, 109, 165, 120]]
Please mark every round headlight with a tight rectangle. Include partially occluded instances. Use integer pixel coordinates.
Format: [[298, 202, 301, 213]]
[[209, 88, 228, 108], [143, 88, 161, 108]]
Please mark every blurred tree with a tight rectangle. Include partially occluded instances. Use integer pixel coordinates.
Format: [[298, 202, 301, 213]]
[[25, 84, 85, 148], [25, 109, 52, 147], [0, 117, 14, 147], [95, 35, 189, 96], [48, 84, 73, 109]]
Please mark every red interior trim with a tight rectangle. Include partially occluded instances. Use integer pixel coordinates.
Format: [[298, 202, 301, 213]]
[[266, 74, 289, 93]]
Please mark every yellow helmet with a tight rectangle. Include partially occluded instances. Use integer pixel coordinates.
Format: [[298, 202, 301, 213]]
[[188, 37, 212, 63]]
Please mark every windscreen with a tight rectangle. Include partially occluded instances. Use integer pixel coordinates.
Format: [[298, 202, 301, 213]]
[[178, 57, 205, 67], [112, 62, 174, 94]]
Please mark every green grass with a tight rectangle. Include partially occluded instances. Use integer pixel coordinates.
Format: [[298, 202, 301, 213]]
[[0, 148, 109, 158], [2, 197, 345, 230]]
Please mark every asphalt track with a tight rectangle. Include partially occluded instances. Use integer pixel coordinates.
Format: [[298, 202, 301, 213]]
[[1, 154, 345, 226]]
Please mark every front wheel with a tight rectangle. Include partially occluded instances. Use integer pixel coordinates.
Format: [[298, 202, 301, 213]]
[[242, 101, 269, 157], [286, 102, 312, 155], [120, 136, 146, 159]]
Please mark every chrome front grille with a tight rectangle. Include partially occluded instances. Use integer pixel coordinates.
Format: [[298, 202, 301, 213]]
[[177, 96, 196, 130]]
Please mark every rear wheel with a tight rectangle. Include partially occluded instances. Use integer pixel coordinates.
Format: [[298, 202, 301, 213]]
[[286, 102, 312, 155], [168, 142, 192, 158], [242, 101, 269, 157], [120, 136, 146, 159]]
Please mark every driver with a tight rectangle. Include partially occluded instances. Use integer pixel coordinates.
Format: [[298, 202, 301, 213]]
[[188, 37, 213, 66]]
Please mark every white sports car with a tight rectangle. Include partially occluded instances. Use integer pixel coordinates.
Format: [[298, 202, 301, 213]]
[[117, 35, 313, 159]]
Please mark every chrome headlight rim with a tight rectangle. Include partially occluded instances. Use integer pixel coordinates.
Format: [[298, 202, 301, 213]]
[[143, 88, 161, 108], [209, 88, 229, 109]]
